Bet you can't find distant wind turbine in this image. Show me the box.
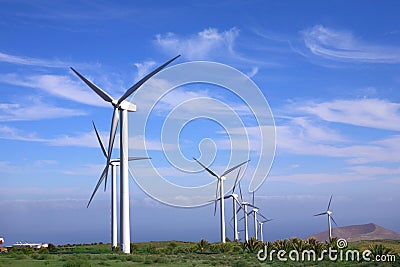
[314,195,337,242]
[92,121,149,248]
[247,191,268,240]
[71,55,180,253]
[237,182,257,242]
[193,158,249,243]
[257,218,272,243]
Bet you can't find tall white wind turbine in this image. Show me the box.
[221,168,243,241]
[236,181,257,242]
[71,55,180,253]
[314,195,337,242]
[92,121,149,248]
[193,158,249,243]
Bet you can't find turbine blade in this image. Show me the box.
[214,180,220,216]
[259,213,269,221]
[327,195,333,211]
[87,166,108,208]
[92,121,107,158]
[193,157,219,178]
[128,157,151,161]
[247,203,259,209]
[314,212,327,216]
[70,67,114,103]
[104,108,119,191]
[221,160,250,177]
[238,182,244,202]
[118,55,180,104]
[331,216,338,226]
[232,167,241,193]
[252,191,255,206]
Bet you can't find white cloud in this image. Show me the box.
[0,73,108,107]
[302,25,400,63]
[296,98,400,131]
[134,60,156,81]
[0,125,47,142]
[0,97,85,121]
[246,67,259,78]
[155,27,240,60]
[275,110,400,164]
[0,51,96,69]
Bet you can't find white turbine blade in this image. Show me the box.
[118,55,180,104]
[87,165,108,208]
[221,160,250,177]
[327,195,333,211]
[214,180,220,216]
[232,168,241,193]
[104,108,119,191]
[247,203,259,209]
[331,216,338,226]
[238,182,244,202]
[92,121,107,158]
[314,212,327,216]
[193,157,219,178]
[128,157,151,161]
[70,67,114,103]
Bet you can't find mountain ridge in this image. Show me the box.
[307,223,400,242]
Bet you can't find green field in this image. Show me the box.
[1,239,399,267]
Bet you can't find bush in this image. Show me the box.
[62,259,91,267]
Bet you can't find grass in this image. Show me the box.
[0,240,399,267]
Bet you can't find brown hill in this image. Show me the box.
[307,223,400,242]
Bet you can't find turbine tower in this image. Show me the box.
[247,191,268,240]
[92,121,149,248]
[193,158,249,243]
[314,195,337,242]
[222,168,243,241]
[236,182,257,242]
[257,218,272,243]
[71,55,179,253]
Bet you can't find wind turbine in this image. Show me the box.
[314,195,337,242]
[221,168,243,241]
[247,191,268,240]
[193,158,249,243]
[71,55,180,253]
[236,182,257,242]
[92,121,149,248]
[257,218,272,243]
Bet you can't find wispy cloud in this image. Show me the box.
[0,97,85,121]
[155,27,240,60]
[301,25,400,63]
[0,73,107,107]
[294,98,400,131]
[0,51,95,69]
[277,98,400,164]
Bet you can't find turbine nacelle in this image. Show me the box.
[327,210,332,216]
[117,100,137,112]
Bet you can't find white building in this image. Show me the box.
[13,242,48,249]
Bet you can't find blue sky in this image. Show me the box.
[1,0,399,245]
